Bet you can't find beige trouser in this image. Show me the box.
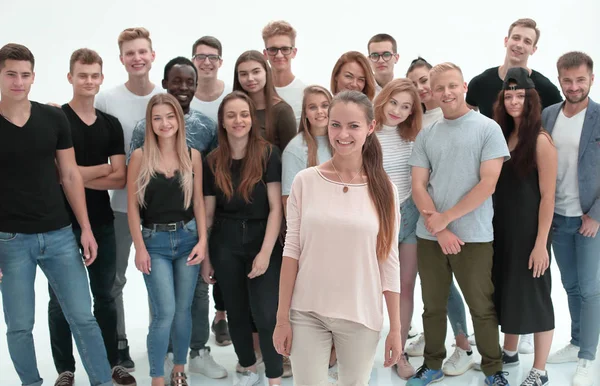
[289,310,380,386]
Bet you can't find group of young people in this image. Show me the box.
[0,16,598,386]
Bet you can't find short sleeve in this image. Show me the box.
[202,157,216,196]
[106,115,125,157]
[274,102,297,152]
[465,76,479,107]
[481,121,511,162]
[94,91,108,113]
[282,148,306,196]
[128,119,146,163]
[407,128,430,169]
[379,182,401,293]
[265,146,282,184]
[55,109,73,150]
[282,170,303,260]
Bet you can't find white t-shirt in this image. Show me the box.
[95,83,163,213]
[275,77,306,130]
[190,82,232,123]
[422,107,443,129]
[553,108,587,216]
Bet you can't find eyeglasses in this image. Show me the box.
[192,54,221,63]
[369,51,395,62]
[265,46,294,56]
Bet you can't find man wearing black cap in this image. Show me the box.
[466,18,562,121]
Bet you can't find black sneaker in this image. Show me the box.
[54,371,74,386]
[211,319,232,346]
[503,351,520,367]
[520,368,549,386]
[117,342,136,372]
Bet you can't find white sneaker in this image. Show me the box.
[408,324,419,339]
[406,333,425,357]
[573,359,594,386]
[547,343,580,364]
[518,334,535,354]
[468,334,476,346]
[442,347,474,376]
[236,351,263,373]
[328,363,339,384]
[164,353,174,383]
[234,370,261,386]
[189,347,228,379]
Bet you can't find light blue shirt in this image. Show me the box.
[282,133,332,195]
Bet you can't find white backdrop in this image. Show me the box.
[1,0,599,104]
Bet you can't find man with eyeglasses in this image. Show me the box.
[190,36,232,123]
[262,20,306,129]
[367,33,399,96]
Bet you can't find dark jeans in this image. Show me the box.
[213,281,225,312]
[48,223,118,373]
[209,217,283,379]
[417,238,502,376]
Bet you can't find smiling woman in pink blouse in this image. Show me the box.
[273,90,402,385]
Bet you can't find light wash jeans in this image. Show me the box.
[142,219,200,377]
[552,213,600,360]
[0,225,112,386]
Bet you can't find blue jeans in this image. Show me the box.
[0,225,112,386]
[142,219,200,377]
[552,213,600,360]
[399,196,419,244]
[448,281,469,338]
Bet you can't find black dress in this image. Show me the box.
[492,157,554,334]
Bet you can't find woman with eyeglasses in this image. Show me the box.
[330,51,377,101]
[233,50,297,152]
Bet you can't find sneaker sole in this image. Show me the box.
[188,368,228,379]
[215,338,232,346]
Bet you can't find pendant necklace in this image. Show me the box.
[331,159,363,193]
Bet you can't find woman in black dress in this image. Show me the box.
[492,67,557,386]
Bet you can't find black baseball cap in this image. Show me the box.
[502,67,535,90]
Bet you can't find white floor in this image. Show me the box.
[1,255,598,386]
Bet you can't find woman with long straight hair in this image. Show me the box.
[233,50,297,152]
[202,91,284,386]
[491,67,557,386]
[127,93,207,386]
[372,78,422,379]
[330,51,377,101]
[282,85,333,210]
[273,90,402,385]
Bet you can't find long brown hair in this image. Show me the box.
[330,51,376,101]
[298,85,334,167]
[207,91,271,203]
[232,50,282,145]
[330,90,396,261]
[493,88,543,177]
[373,78,423,141]
[136,93,193,208]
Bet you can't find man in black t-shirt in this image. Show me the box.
[46,48,136,386]
[0,44,113,386]
[466,18,562,119]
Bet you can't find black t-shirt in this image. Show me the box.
[203,146,281,220]
[466,66,563,119]
[61,104,125,227]
[0,102,72,233]
[140,171,195,225]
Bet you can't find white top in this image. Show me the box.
[552,108,587,216]
[377,125,414,204]
[95,83,163,213]
[275,77,306,130]
[190,83,233,123]
[375,82,383,97]
[283,167,400,332]
[422,107,444,129]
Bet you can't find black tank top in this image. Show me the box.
[140,149,194,224]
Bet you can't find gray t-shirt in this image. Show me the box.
[282,134,332,195]
[408,110,510,242]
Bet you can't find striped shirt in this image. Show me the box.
[376,125,414,204]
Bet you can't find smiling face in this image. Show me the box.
[382,91,413,126]
[120,38,155,77]
[68,61,103,98]
[263,35,296,72]
[559,64,594,104]
[0,59,35,102]
[431,69,468,118]
[328,101,374,156]
[163,64,196,113]
[151,103,179,139]
[504,26,537,66]
[335,61,366,93]
[236,60,267,95]
[192,44,222,81]
[305,92,330,130]
[407,65,433,103]
[222,97,252,140]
